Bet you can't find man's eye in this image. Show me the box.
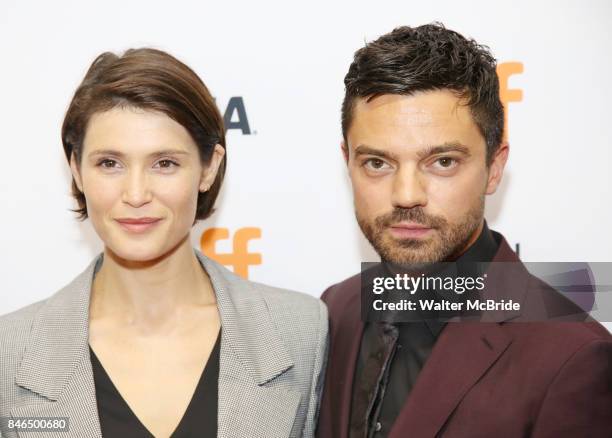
[435,157,457,168]
[364,158,389,170]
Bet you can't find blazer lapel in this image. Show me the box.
[11,357,102,438]
[195,250,302,438]
[12,255,104,438]
[389,322,512,437]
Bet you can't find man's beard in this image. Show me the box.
[356,195,484,266]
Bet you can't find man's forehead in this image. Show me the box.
[353,91,471,127]
[347,91,485,157]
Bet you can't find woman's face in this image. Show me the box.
[70,107,224,262]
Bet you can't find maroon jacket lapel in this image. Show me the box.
[388,322,512,436]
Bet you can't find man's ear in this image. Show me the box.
[70,152,84,192]
[485,142,509,195]
[199,144,225,192]
[341,140,349,165]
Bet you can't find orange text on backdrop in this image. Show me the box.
[200,227,262,279]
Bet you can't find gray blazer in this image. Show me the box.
[0,249,328,438]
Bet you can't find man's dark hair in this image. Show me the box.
[341,23,504,164]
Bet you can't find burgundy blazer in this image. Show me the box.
[316,234,612,437]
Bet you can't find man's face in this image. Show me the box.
[344,90,507,264]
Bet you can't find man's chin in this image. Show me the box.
[376,240,444,266]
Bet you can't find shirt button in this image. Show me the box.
[375,422,382,432]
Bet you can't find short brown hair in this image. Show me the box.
[62,48,226,221]
[342,23,504,164]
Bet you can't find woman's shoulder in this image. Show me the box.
[201,254,329,385]
[0,255,99,356]
[255,282,328,344]
[0,298,48,388]
[240,280,328,372]
[206,259,328,347]
[0,298,48,341]
[198,250,327,324]
[219,271,328,329]
[251,280,326,318]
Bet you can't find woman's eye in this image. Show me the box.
[156,159,179,169]
[98,159,118,168]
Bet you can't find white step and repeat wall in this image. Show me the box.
[1,1,610,332]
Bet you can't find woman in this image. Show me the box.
[0,48,328,438]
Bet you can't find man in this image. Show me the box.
[317,23,612,438]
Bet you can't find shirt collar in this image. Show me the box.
[455,220,499,264]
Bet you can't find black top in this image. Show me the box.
[350,221,500,438]
[89,328,221,438]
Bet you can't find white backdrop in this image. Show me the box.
[1,0,610,332]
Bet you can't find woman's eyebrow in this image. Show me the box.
[87,148,190,158]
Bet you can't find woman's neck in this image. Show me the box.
[89,236,217,331]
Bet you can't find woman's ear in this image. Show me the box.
[70,152,84,192]
[199,144,225,192]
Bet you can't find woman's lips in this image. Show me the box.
[388,224,433,239]
[115,218,162,233]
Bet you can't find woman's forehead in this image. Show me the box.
[82,107,197,156]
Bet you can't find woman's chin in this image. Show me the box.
[104,244,167,265]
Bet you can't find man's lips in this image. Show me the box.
[388,223,433,238]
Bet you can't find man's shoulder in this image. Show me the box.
[498,317,611,382]
[505,319,611,346]
[497,320,612,400]
[320,272,363,314]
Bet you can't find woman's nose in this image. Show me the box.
[121,169,153,207]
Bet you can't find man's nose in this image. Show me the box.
[390,165,427,209]
[121,169,153,207]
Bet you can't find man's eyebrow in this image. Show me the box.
[87,148,190,159]
[353,145,399,161]
[416,142,471,159]
[353,143,471,161]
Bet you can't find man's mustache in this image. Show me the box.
[376,208,447,229]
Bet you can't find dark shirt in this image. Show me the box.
[350,221,500,438]
[89,328,221,438]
